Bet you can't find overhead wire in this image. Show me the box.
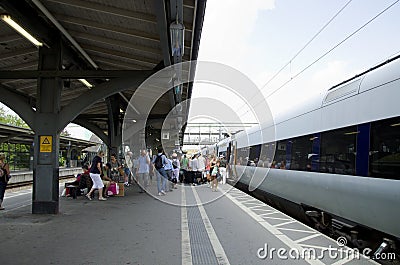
[234,0,354,117]
[238,0,400,118]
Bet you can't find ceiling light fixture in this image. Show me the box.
[1,14,43,47]
[78,79,93,88]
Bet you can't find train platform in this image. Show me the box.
[0,182,377,265]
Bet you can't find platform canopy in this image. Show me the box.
[0,0,206,150]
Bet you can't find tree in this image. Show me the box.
[0,107,29,128]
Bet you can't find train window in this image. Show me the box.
[258,142,275,167]
[290,135,316,171]
[274,140,290,169]
[319,126,357,175]
[235,147,249,166]
[370,116,400,180]
[248,144,261,166]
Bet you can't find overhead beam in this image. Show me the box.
[155,0,171,67]
[58,71,154,131]
[46,0,156,23]
[96,58,146,70]
[55,14,160,42]
[0,85,35,129]
[69,30,160,55]
[0,1,94,70]
[183,0,195,9]
[73,118,109,147]
[0,70,154,79]
[0,61,37,70]
[0,48,37,61]
[81,44,157,67]
[0,34,23,43]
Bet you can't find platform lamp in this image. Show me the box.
[1,14,43,47]
[170,19,185,57]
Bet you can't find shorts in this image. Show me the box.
[124,168,131,175]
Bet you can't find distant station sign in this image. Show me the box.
[40,136,52,152]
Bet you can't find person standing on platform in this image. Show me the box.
[191,154,199,185]
[197,154,206,184]
[180,154,188,170]
[211,160,221,192]
[219,155,227,184]
[86,150,107,201]
[0,153,10,210]
[123,151,133,186]
[164,155,174,192]
[152,147,168,196]
[171,153,180,189]
[137,149,150,193]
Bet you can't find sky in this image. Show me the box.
[189,0,400,126]
[2,0,400,142]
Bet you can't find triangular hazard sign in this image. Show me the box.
[42,137,50,144]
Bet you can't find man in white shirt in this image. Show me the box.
[190,154,198,184]
[197,154,206,183]
[136,150,150,193]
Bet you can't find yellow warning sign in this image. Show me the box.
[40,136,52,152]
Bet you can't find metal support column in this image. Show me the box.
[32,35,63,214]
[107,95,122,157]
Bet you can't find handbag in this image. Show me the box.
[107,182,119,196]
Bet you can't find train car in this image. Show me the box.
[225,55,400,255]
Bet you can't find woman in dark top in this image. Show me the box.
[0,153,10,210]
[86,151,107,201]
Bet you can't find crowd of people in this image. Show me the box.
[61,148,230,199]
[0,148,229,209]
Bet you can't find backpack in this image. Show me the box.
[172,160,178,169]
[154,155,163,170]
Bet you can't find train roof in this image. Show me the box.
[232,55,400,142]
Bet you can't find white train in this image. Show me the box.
[217,55,400,254]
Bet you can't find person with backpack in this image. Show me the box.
[152,147,168,196]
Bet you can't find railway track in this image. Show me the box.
[6,175,75,189]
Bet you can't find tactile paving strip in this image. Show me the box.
[186,189,219,265]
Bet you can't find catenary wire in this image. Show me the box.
[234,0,354,117]
[238,0,400,118]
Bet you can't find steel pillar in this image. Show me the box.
[107,95,122,157]
[32,36,63,214]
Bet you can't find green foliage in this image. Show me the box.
[0,107,29,128]
[59,156,66,167]
[0,143,31,171]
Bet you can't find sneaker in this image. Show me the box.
[98,197,107,201]
[86,194,92,201]
[161,190,166,195]
[158,192,163,196]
